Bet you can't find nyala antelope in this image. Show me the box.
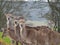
[18,16,60,45]
[2,14,22,45]
[18,17,37,45]
[2,14,60,45]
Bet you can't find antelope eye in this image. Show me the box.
[21,24,23,27]
[8,18,10,20]
[15,21,17,24]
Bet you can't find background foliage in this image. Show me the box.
[0,0,60,32]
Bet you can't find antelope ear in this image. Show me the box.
[4,13,12,17]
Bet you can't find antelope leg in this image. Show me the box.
[11,39,15,45]
[16,41,18,45]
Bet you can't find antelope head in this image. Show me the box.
[18,16,26,40]
[18,17,25,31]
[4,14,13,28]
[13,16,19,34]
[4,13,12,21]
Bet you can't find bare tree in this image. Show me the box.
[47,0,60,32]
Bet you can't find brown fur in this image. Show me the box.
[2,15,60,45]
[37,26,60,45]
[20,25,60,45]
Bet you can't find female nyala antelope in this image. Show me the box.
[18,17,37,45]
[2,14,60,45]
[18,17,60,45]
[2,14,22,45]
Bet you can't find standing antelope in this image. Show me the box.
[2,14,22,45]
[18,17,38,45]
[2,14,60,45]
[18,17,60,45]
